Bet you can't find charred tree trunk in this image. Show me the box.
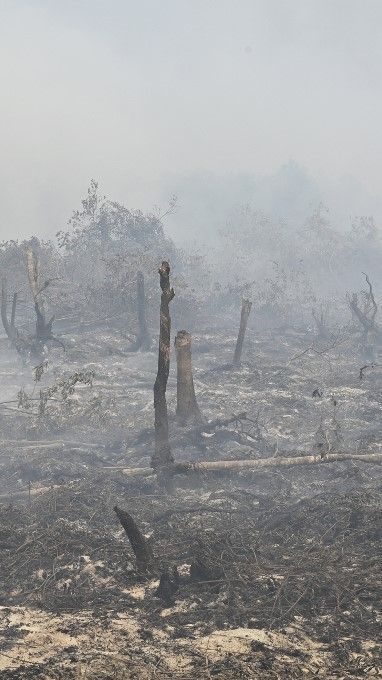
[25,247,65,354]
[26,247,55,347]
[151,261,175,476]
[233,299,252,367]
[131,271,151,351]
[113,505,153,572]
[1,279,17,342]
[2,279,36,357]
[0,279,28,357]
[175,330,202,424]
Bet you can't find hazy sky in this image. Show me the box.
[1,0,381,241]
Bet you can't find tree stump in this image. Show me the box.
[175,330,202,424]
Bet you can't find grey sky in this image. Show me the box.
[1,0,381,241]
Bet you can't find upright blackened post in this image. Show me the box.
[233,299,252,368]
[136,270,151,350]
[151,262,175,473]
[175,330,202,424]
[113,505,153,572]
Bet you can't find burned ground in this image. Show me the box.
[0,325,381,678]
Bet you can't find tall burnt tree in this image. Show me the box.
[151,261,175,477]
[175,330,202,424]
[233,298,252,368]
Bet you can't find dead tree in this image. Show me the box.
[26,247,55,347]
[25,247,65,354]
[175,330,202,424]
[347,273,379,355]
[1,279,30,356]
[2,252,63,358]
[113,505,153,572]
[130,271,151,351]
[233,298,252,367]
[1,279,18,344]
[312,306,329,339]
[151,261,175,476]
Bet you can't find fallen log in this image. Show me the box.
[173,452,382,472]
[102,451,382,477]
[0,440,104,450]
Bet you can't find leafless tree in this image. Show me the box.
[347,273,379,354]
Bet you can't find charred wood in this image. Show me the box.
[113,505,153,572]
[175,330,203,425]
[233,298,252,367]
[151,261,175,478]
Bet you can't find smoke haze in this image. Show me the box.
[1,0,382,241]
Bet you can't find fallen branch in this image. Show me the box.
[102,452,382,477]
[359,363,382,380]
[0,439,104,449]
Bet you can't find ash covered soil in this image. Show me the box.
[0,326,381,679]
